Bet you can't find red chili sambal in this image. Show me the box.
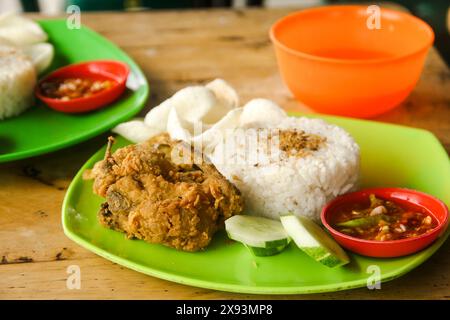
[40,78,114,101]
[331,194,437,241]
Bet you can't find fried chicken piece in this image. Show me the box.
[86,133,244,251]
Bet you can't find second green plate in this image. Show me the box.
[0,20,148,163]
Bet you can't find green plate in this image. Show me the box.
[0,20,148,163]
[62,114,450,294]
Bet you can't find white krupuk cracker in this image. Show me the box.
[167,107,192,142]
[23,42,54,74]
[0,13,48,46]
[112,118,163,143]
[206,79,239,108]
[240,98,287,128]
[144,99,172,132]
[192,107,243,149]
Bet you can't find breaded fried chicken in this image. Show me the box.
[85,133,243,251]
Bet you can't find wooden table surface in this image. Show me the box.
[0,8,449,300]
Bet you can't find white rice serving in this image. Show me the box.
[210,116,360,222]
[0,40,36,120]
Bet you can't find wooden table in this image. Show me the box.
[1,8,449,300]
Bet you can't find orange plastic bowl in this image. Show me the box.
[270,6,434,118]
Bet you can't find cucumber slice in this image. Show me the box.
[245,244,288,257]
[280,215,350,268]
[225,215,290,248]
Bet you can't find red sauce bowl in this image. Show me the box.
[36,60,129,113]
[321,188,449,258]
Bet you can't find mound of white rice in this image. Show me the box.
[210,116,360,222]
[0,41,36,120]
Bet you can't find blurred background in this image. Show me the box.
[1,0,448,64]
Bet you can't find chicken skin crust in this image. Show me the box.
[86,134,244,251]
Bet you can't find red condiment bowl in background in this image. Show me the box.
[270,6,434,118]
[36,60,129,113]
[321,188,449,258]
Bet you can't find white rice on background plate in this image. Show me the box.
[210,116,360,222]
[0,40,36,120]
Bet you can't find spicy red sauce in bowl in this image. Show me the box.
[40,78,115,101]
[36,60,129,113]
[321,188,448,257]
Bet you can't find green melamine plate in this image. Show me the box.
[0,20,148,163]
[62,114,450,294]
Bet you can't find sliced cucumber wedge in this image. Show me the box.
[225,215,290,249]
[245,244,289,257]
[280,215,350,268]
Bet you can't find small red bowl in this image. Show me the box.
[36,60,129,113]
[321,188,449,258]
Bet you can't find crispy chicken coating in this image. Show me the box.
[85,133,243,251]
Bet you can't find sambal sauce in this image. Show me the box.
[331,194,437,241]
[40,78,114,101]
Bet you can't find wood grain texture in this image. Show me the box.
[0,8,449,300]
